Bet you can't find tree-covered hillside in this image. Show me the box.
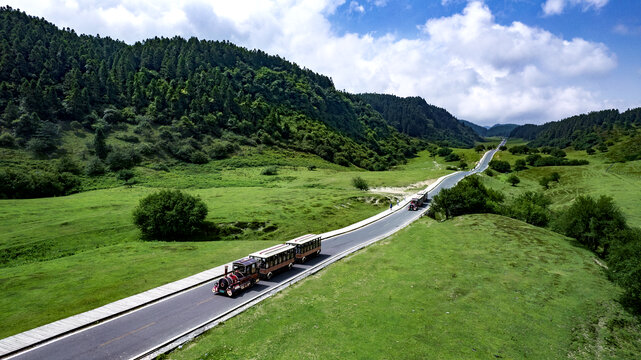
[459,119,488,137]
[509,108,641,160]
[357,93,479,147]
[459,120,518,138]
[0,6,423,190]
[486,123,518,137]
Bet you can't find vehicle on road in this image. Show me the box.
[408,190,428,211]
[286,234,321,263]
[249,243,296,280]
[212,258,260,297]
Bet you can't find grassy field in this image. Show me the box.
[485,140,641,227]
[168,214,641,359]
[0,146,474,338]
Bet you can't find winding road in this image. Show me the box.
[7,139,505,360]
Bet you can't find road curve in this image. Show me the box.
[8,140,505,360]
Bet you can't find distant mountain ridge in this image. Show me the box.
[357,93,480,147]
[509,108,641,161]
[459,120,518,138]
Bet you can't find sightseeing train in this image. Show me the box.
[408,190,428,211]
[212,234,322,297]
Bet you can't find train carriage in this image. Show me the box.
[249,243,296,280]
[286,234,321,263]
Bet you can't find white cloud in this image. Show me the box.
[4,0,621,125]
[348,1,365,13]
[542,0,609,16]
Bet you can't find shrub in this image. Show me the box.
[0,132,16,147]
[117,169,135,183]
[307,165,317,171]
[504,192,551,227]
[499,145,507,151]
[514,159,527,171]
[555,195,627,257]
[608,228,641,312]
[261,166,278,175]
[437,147,453,157]
[474,144,485,152]
[526,154,542,166]
[207,140,239,159]
[444,153,460,162]
[550,148,566,158]
[586,148,595,155]
[190,150,209,164]
[427,175,504,220]
[56,156,82,175]
[458,161,468,170]
[484,168,495,177]
[352,176,369,191]
[132,190,208,240]
[489,159,511,173]
[85,157,106,176]
[0,168,79,199]
[508,145,530,154]
[507,174,520,186]
[106,146,141,171]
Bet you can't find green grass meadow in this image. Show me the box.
[486,141,641,227]
[0,147,463,338]
[168,214,641,359]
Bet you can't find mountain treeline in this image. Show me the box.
[459,120,518,138]
[0,6,425,177]
[357,93,479,147]
[510,108,641,161]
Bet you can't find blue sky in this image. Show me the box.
[4,0,640,126]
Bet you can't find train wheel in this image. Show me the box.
[316,249,321,255]
[301,256,307,263]
[288,262,293,270]
[266,272,273,280]
[226,288,233,297]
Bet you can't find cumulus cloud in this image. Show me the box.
[542,0,609,16]
[4,0,619,125]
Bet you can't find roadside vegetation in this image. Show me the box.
[167,215,641,359]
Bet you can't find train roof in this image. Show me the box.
[249,243,295,259]
[233,257,259,266]
[286,234,320,246]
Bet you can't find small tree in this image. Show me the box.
[586,148,595,155]
[507,174,520,186]
[514,159,527,171]
[474,144,485,152]
[133,190,208,240]
[352,176,369,191]
[117,169,135,185]
[489,159,511,173]
[444,153,461,162]
[261,166,278,175]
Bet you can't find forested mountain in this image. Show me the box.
[486,124,518,137]
[357,93,479,147]
[509,108,641,152]
[459,120,487,137]
[459,120,518,138]
[0,6,423,178]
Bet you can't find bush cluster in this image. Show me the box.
[0,168,80,199]
[132,190,208,240]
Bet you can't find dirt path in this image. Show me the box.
[368,178,437,196]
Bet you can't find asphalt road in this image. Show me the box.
[11,140,504,360]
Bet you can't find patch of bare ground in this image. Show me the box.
[368,178,437,196]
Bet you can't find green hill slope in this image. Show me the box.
[0,6,422,192]
[509,108,641,161]
[357,93,480,147]
[168,214,641,359]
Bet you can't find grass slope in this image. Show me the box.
[0,147,466,338]
[168,214,641,359]
[486,140,641,227]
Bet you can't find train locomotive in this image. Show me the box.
[408,190,428,211]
